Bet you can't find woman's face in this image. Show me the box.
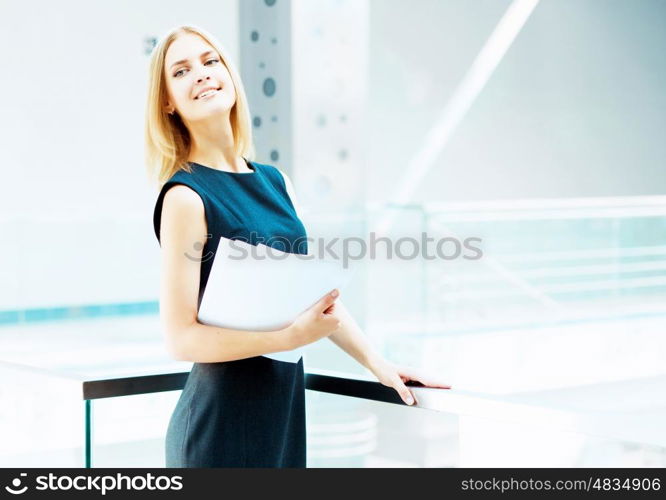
[163,33,236,123]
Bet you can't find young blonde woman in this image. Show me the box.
[146,25,451,468]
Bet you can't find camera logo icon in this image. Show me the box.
[5,473,28,495]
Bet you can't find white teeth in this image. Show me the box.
[196,89,219,99]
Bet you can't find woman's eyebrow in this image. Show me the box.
[170,50,216,69]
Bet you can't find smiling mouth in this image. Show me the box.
[194,88,221,100]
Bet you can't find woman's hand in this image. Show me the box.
[284,289,341,349]
[368,358,452,406]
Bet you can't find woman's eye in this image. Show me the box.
[173,59,219,77]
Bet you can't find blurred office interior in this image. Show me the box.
[1,0,665,467]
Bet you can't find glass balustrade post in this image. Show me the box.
[84,399,93,468]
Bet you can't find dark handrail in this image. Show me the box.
[80,368,407,406]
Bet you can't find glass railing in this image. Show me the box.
[1,200,665,467]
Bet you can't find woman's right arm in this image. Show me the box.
[159,185,340,363]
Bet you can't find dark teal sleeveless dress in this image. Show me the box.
[153,158,308,468]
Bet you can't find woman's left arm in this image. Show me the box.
[275,169,451,403]
[328,299,452,406]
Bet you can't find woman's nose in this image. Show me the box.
[197,75,210,83]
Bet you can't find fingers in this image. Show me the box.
[431,381,452,389]
[419,376,452,389]
[397,365,452,389]
[318,289,339,313]
[322,302,336,315]
[394,378,416,406]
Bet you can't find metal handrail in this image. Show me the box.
[80,367,406,404]
[2,359,665,468]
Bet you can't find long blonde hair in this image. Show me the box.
[144,25,255,188]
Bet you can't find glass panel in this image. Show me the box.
[0,365,84,467]
[89,392,181,468]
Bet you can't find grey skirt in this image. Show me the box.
[165,355,306,468]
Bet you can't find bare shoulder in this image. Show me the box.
[163,184,204,212]
[160,184,207,238]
